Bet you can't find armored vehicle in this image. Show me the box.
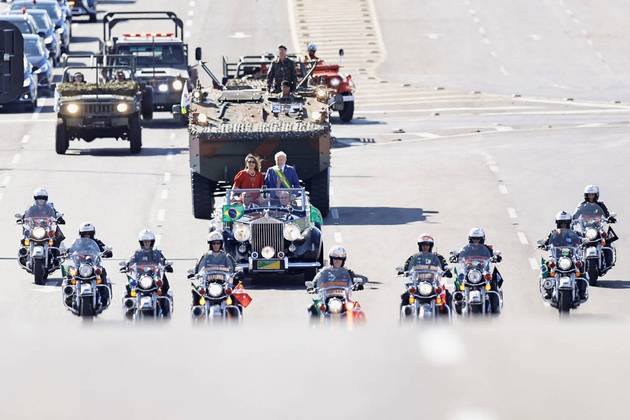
[185,48,331,220]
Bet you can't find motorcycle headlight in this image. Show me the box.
[158,84,168,92]
[261,246,275,259]
[79,264,93,278]
[468,269,482,283]
[116,102,129,113]
[330,78,341,88]
[32,226,46,240]
[172,79,184,91]
[66,103,79,114]
[208,282,223,298]
[283,224,302,241]
[558,257,572,271]
[585,228,598,240]
[328,298,343,314]
[233,223,251,242]
[139,275,154,289]
[44,36,53,44]
[418,282,433,296]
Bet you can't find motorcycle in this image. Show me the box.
[62,238,112,317]
[189,268,251,321]
[572,202,618,286]
[449,244,502,316]
[538,234,588,314]
[397,260,451,322]
[15,211,64,285]
[305,275,365,321]
[120,257,173,319]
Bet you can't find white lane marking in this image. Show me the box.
[163,172,171,184]
[469,9,476,15]
[517,231,529,245]
[529,257,539,271]
[565,9,574,16]
[448,407,498,420]
[157,209,166,222]
[426,33,442,40]
[418,329,465,366]
[161,189,169,200]
[478,27,486,35]
[21,134,30,144]
[189,0,196,6]
[357,105,540,114]
[228,32,252,39]
[488,165,498,173]
[413,132,440,139]
[595,51,603,59]
[186,19,193,26]
[473,16,480,24]
[187,10,194,16]
[581,29,588,36]
[482,38,491,45]
[11,154,21,165]
[498,185,508,194]
[495,125,514,131]
[31,106,42,120]
[507,208,518,219]
[572,17,580,24]
[528,34,543,41]
[331,208,339,219]
[490,50,497,57]
[499,66,509,75]
[334,232,343,243]
[2,175,11,186]
[155,234,162,247]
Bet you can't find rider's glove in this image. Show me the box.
[444,269,453,278]
[103,250,113,258]
[165,265,173,273]
[609,216,617,223]
[57,216,66,225]
[494,255,503,262]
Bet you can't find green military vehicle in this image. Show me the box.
[54,65,143,154]
[182,48,331,220]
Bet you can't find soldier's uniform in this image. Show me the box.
[267,57,297,92]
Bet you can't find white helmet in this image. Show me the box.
[584,185,599,195]
[468,227,486,244]
[555,211,572,228]
[33,187,48,200]
[207,231,223,244]
[79,222,96,237]
[307,43,317,52]
[328,245,347,262]
[138,229,156,248]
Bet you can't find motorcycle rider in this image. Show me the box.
[538,211,586,300]
[190,231,238,306]
[123,229,173,316]
[400,234,452,314]
[307,245,362,316]
[451,227,503,314]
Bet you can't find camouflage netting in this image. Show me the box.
[190,121,330,139]
[57,81,138,97]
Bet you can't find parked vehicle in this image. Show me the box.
[23,34,53,95]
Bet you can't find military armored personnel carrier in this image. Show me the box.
[185,48,331,220]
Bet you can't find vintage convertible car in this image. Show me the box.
[220,187,323,281]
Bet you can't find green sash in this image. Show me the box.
[273,166,291,188]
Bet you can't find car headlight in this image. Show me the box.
[261,246,275,259]
[32,226,46,240]
[66,103,79,114]
[468,269,482,283]
[197,113,208,124]
[418,282,434,296]
[558,257,572,271]
[233,223,251,242]
[45,36,54,44]
[193,90,201,100]
[585,228,598,240]
[172,79,183,90]
[315,88,327,100]
[283,224,302,241]
[208,282,223,298]
[328,298,343,314]
[330,78,341,88]
[116,102,129,113]
[158,84,168,92]
[23,78,31,87]
[139,275,154,289]
[79,264,93,278]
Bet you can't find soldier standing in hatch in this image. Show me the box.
[267,44,297,93]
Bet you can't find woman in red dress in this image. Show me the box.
[233,154,264,189]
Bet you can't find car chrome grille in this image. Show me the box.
[251,218,283,256]
[85,103,114,114]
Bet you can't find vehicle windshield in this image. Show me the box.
[548,229,582,248]
[24,37,45,57]
[551,246,579,260]
[24,204,56,218]
[227,188,307,212]
[22,12,53,31]
[457,243,492,261]
[573,202,605,225]
[11,3,62,22]
[410,252,442,282]
[198,268,230,282]
[115,44,185,67]
[69,238,101,263]
[0,19,33,34]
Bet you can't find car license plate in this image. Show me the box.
[256,260,282,270]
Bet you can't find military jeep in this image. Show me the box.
[54,65,143,154]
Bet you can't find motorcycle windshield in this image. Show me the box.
[457,244,492,271]
[548,229,582,248]
[551,246,578,260]
[198,268,229,282]
[69,238,101,264]
[24,204,56,218]
[320,286,349,299]
[573,203,605,226]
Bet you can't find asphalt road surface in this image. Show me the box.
[1,1,629,419]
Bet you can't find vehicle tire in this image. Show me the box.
[141,87,154,120]
[339,97,354,123]
[33,259,45,285]
[80,296,94,317]
[191,171,215,219]
[308,168,330,217]
[470,303,483,315]
[55,119,69,155]
[558,289,572,314]
[128,115,142,154]
[89,13,97,23]
[587,261,599,286]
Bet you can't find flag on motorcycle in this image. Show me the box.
[607,226,619,243]
[310,206,323,225]
[180,82,190,115]
[222,204,244,222]
[493,267,503,288]
[232,282,252,308]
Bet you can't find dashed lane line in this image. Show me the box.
[21,135,30,144]
[161,189,169,200]
[529,257,539,271]
[2,175,11,186]
[163,172,171,184]
[10,154,20,165]
[517,231,529,245]
[507,208,518,219]
[157,209,166,222]
[498,185,508,195]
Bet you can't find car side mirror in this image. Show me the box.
[195,47,202,61]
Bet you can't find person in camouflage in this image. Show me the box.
[267,44,297,93]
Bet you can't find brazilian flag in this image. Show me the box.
[310,206,324,226]
[222,204,244,222]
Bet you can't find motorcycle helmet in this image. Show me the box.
[328,245,347,266]
[33,187,48,205]
[207,231,223,251]
[468,227,486,244]
[138,229,156,249]
[417,233,434,252]
[72,72,85,83]
[307,43,317,53]
[584,184,599,202]
[79,222,96,239]
[555,211,572,229]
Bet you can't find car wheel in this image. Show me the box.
[128,115,142,154]
[55,118,69,154]
[339,96,354,122]
[141,87,154,120]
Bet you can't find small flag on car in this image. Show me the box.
[222,204,245,222]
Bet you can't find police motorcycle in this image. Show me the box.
[62,238,112,317]
[449,244,502,316]
[537,232,588,314]
[188,266,251,322]
[120,256,173,319]
[305,275,366,321]
[396,255,451,322]
[15,207,65,285]
[572,202,618,286]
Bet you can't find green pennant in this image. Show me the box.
[222,204,244,222]
[310,206,323,225]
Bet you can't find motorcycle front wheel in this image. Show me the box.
[586,261,599,286]
[80,296,95,317]
[33,259,46,285]
[558,290,572,314]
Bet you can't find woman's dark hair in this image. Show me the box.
[244,154,261,172]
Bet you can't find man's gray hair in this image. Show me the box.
[274,151,287,160]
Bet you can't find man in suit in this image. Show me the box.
[264,151,300,188]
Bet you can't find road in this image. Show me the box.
[0,1,628,419]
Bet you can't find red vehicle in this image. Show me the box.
[309,58,355,123]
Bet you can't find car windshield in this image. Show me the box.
[24,38,45,57]
[227,188,307,212]
[115,44,185,67]
[573,202,605,225]
[24,204,56,218]
[69,238,101,263]
[11,3,62,22]
[0,19,33,34]
[23,12,53,31]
